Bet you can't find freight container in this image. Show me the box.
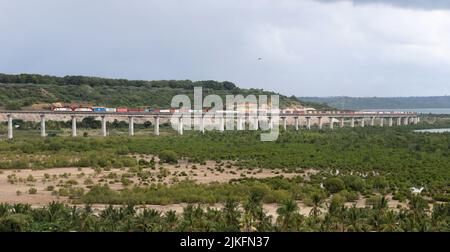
[148,108,160,113]
[144,108,159,112]
[117,108,128,113]
[127,108,144,112]
[160,109,170,113]
[74,107,92,112]
[105,108,116,112]
[93,107,107,112]
[52,107,72,112]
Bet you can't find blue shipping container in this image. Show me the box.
[93,107,107,112]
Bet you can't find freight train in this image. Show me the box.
[50,106,211,113]
[50,106,416,115]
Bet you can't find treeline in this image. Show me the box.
[0,73,327,109]
[0,73,237,90]
[0,196,448,232]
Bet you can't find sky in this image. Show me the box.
[1,0,450,97]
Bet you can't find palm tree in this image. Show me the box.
[309,193,323,218]
[242,191,265,231]
[134,209,162,232]
[374,210,400,232]
[276,199,301,231]
[344,206,368,232]
[0,203,12,218]
[164,210,178,231]
[222,199,241,231]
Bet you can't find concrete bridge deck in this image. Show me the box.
[0,110,419,140]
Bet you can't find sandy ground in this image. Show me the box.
[0,157,307,205]
[0,156,413,217]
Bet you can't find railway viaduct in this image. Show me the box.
[0,110,419,140]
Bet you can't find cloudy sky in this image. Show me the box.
[1,0,450,97]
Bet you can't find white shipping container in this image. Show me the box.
[74,108,92,112]
[54,107,72,111]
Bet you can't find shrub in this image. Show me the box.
[26,175,36,182]
[0,214,30,232]
[342,176,366,192]
[28,188,37,194]
[324,178,345,193]
[68,188,85,199]
[5,101,22,110]
[336,190,359,202]
[432,194,450,202]
[58,188,69,196]
[159,150,178,164]
[331,194,346,205]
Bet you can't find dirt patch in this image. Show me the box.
[0,158,307,205]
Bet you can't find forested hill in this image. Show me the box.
[0,73,334,110]
[299,96,450,110]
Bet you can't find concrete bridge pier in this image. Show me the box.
[219,114,225,132]
[154,116,160,136]
[252,116,259,130]
[200,116,205,133]
[40,114,46,137]
[71,115,77,137]
[306,117,311,130]
[237,115,244,131]
[397,117,402,126]
[295,117,299,131]
[361,118,365,127]
[178,117,184,135]
[403,117,409,126]
[340,117,345,128]
[267,117,273,130]
[370,117,375,127]
[128,116,134,136]
[379,118,384,127]
[7,114,13,140]
[318,117,323,130]
[414,117,419,124]
[282,117,287,130]
[100,116,107,137]
[329,117,334,130]
[351,118,355,128]
[389,117,393,127]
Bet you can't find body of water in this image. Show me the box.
[361,108,450,114]
[414,128,450,133]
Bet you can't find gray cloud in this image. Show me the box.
[317,0,450,10]
[0,0,449,97]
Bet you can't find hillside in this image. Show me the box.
[299,96,450,110]
[0,73,334,110]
